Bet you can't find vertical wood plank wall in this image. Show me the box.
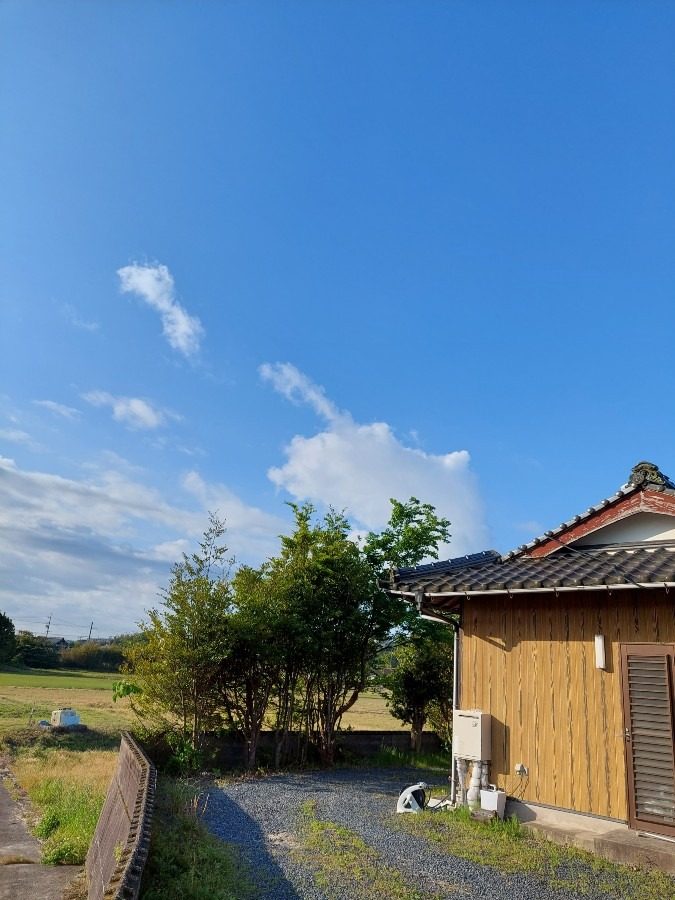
[459,588,675,820]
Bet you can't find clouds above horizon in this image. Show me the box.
[0,453,288,636]
[261,363,487,556]
[117,262,204,357]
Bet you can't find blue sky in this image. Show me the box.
[2,2,674,639]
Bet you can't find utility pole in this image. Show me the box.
[45,614,51,637]
[88,622,93,641]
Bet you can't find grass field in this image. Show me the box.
[0,668,405,735]
[7,737,119,865]
[0,667,136,735]
[0,668,118,690]
[340,691,406,731]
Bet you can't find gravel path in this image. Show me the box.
[202,767,631,900]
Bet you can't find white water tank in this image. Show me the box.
[453,709,491,761]
[51,708,80,727]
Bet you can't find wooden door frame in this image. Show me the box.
[620,642,675,836]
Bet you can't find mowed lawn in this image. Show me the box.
[0,667,136,735]
[0,669,406,735]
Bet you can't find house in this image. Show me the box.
[389,461,675,837]
[45,636,69,650]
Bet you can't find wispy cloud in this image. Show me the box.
[260,362,342,423]
[33,400,81,420]
[83,391,178,430]
[262,362,487,556]
[0,428,34,445]
[62,303,99,331]
[117,262,204,357]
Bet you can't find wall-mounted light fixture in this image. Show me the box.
[594,634,606,670]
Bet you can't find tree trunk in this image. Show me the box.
[410,709,425,754]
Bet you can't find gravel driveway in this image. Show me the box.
[202,767,627,900]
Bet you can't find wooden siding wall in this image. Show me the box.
[459,587,675,820]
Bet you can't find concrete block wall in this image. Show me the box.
[85,732,156,900]
[190,729,444,769]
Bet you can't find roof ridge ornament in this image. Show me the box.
[628,461,675,490]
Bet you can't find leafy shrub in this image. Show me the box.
[60,641,124,672]
[12,632,60,669]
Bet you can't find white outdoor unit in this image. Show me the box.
[452,709,491,761]
[51,708,80,727]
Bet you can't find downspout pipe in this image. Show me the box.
[450,618,459,805]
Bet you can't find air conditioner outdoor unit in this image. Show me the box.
[452,709,491,761]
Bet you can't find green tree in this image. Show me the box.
[259,503,408,766]
[364,497,453,752]
[382,619,455,752]
[123,497,452,772]
[124,514,233,759]
[0,611,16,664]
[60,640,125,672]
[12,631,60,669]
[362,497,451,576]
[216,564,281,770]
[234,498,453,768]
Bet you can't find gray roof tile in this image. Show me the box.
[392,545,675,596]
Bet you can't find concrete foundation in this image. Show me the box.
[507,799,675,876]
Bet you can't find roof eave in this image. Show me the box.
[417,580,675,600]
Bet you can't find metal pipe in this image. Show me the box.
[450,619,459,805]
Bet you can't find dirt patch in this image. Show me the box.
[267,831,302,850]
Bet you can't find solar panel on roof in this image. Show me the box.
[397,550,500,577]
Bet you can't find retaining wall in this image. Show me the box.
[85,732,156,900]
[147,729,443,769]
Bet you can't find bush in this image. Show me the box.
[60,641,124,672]
[12,632,60,669]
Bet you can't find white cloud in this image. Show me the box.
[152,539,190,562]
[181,470,287,559]
[260,362,342,423]
[33,400,81,420]
[0,455,288,636]
[117,262,204,357]
[0,428,33,444]
[83,391,177,430]
[63,303,99,332]
[262,363,488,557]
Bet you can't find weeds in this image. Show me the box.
[366,746,452,772]
[296,799,450,899]
[1,725,123,754]
[392,806,675,900]
[7,744,118,865]
[139,778,255,900]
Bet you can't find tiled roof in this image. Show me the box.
[392,545,675,596]
[507,461,675,559]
